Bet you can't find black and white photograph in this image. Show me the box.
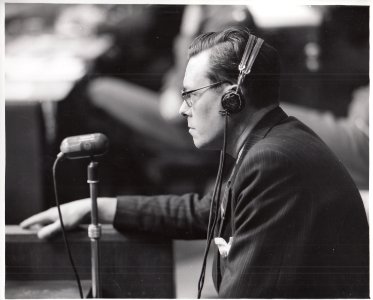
[2,1,370,298]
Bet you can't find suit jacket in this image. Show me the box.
[113,107,369,298]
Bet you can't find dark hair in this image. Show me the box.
[188,26,280,108]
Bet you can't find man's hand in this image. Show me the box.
[19,198,117,240]
[20,199,92,239]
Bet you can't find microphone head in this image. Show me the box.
[60,133,109,159]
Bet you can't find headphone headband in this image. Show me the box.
[239,35,257,72]
[237,35,264,89]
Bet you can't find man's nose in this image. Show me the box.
[179,100,191,117]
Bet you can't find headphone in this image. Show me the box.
[221,34,264,114]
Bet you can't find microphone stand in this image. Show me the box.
[87,161,102,298]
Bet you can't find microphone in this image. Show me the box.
[60,133,109,159]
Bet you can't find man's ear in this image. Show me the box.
[221,83,246,114]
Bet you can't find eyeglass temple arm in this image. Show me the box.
[181,81,226,97]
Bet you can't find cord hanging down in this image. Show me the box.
[53,153,84,299]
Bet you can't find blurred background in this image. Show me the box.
[4,3,369,298]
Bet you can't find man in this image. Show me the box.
[21,27,368,298]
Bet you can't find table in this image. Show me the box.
[6,225,175,298]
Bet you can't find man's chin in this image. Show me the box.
[193,139,206,150]
[193,139,217,151]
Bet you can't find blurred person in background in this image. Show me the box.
[281,6,369,194]
[53,4,184,201]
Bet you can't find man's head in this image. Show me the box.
[188,26,280,109]
[179,27,280,150]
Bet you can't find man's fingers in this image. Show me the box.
[37,221,61,240]
[19,209,54,229]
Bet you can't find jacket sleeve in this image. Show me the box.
[113,191,212,239]
[218,146,307,298]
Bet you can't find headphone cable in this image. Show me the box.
[53,153,84,299]
[197,112,229,298]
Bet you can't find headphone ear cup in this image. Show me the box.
[221,89,244,114]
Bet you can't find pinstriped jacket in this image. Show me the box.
[114,107,369,298]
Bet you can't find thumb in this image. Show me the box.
[37,220,61,240]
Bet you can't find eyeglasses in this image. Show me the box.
[181,81,225,107]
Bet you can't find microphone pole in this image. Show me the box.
[87,161,102,298]
[59,133,109,297]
